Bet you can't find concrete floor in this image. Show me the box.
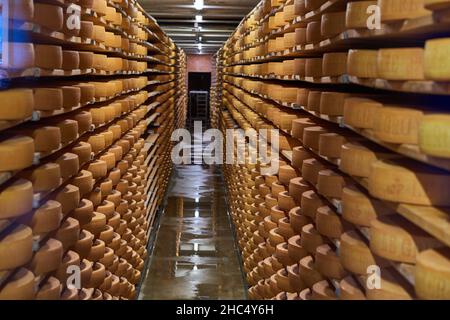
[138,165,247,300]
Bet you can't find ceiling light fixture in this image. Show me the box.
[194,0,204,11]
[195,15,203,22]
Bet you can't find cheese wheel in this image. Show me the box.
[53,184,79,217]
[71,142,92,165]
[299,255,324,287]
[74,230,94,260]
[92,25,106,43]
[316,244,347,279]
[36,276,61,300]
[301,190,324,219]
[425,0,450,9]
[0,136,35,172]
[415,248,450,299]
[0,89,34,120]
[339,276,367,300]
[317,169,346,199]
[34,4,63,31]
[301,224,325,254]
[312,280,337,300]
[316,206,347,238]
[55,217,80,250]
[71,170,94,196]
[62,86,81,109]
[0,179,33,219]
[342,186,393,227]
[87,160,107,179]
[306,21,322,44]
[79,52,94,70]
[62,51,80,70]
[35,45,63,69]
[347,49,378,78]
[32,126,61,152]
[27,162,61,192]
[303,126,328,151]
[346,1,377,29]
[30,238,63,276]
[370,215,443,263]
[73,199,94,226]
[305,58,323,78]
[321,12,346,39]
[56,153,80,179]
[302,158,325,185]
[84,212,107,236]
[343,97,382,129]
[292,146,312,170]
[0,268,35,300]
[55,250,80,285]
[34,88,63,112]
[419,114,450,158]
[373,106,424,144]
[292,118,315,141]
[340,230,388,274]
[379,0,430,22]
[58,119,79,143]
[88,239,106,262]
[319,133,348,159]
[369,159,450,206]
[86,134,106,154]
[320,92,350,116]
[10,1,34,21]
[0,225,33,270]
[287,263,307,292]
[7,42,35,69]
[322,53,348,77]
[30,200,62,234]
[377,48,425,80]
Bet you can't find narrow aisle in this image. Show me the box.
[138,165,247,300]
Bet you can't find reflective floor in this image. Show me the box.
[138,164,247,300]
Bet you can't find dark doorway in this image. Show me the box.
[188,72,212,130]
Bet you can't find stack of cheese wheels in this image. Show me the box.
[0,0,184,301]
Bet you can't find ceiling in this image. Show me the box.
[139,0,260,54]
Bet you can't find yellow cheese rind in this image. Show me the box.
[418,114,450,158]
[0,136,35,172]
[415,248,450,300]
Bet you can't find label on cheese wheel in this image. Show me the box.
[373,105,424,144]
[346,1,378,29]
[369,159,450,206]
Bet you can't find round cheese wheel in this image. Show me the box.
[55,184,80,215]
[346,1,378,29]
[302,158,325,185]
[315,243,347,280]
[288,177,310,204]
[419,114,450,158]
[379,0,430,22]
[27,162,61,192]
[312,280,338,300]
[0,179,33,219]
[415,248,450,299]
[278,191,296,212]
[71,170,94,196]
[347,50,378,78]
[56,153,79,179]
[340,230,388,275]
[299,255,324,287]
[320,92,350,116]
[342,186,393,227]
[370,215,443,264]
[55,217,80,250]
[0,89,34,120]
[306,21,322,44]
[62,51,80,70]
[319,133,348,159]
[0,136,35,172]
[301,190,324,219]
[84,212,107,236]
[33,87,63,111]
[88,239,106,262]
[35,44,63,69]
[58,119,79,143]
[71,142,92,165]
[30,200,62,234]
[73,198,94,226]
[292,119,315,141]
[377,48,425,80]
[32,126,61,152]
[36,276,61,300]
[62,86,81,109]
[321,12,346,39]
[7,42,35,69]
[30,238,63,276]
[292,146,312,171]
[317,169,345,199]
[74,230,94,260]
[77,52,94,71]
[0,225,33,270]
[339,276,367,300]
[278,165,297,187]
[0,268,35,300]
[301,224,325,254]
[87,160,107,179]
[34,3,63,31]
[305,58,323,78]
[369,159,450,206]
[303,126,328,151]
[316,205,347,238]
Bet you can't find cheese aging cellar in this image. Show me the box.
[0,0,449,302]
